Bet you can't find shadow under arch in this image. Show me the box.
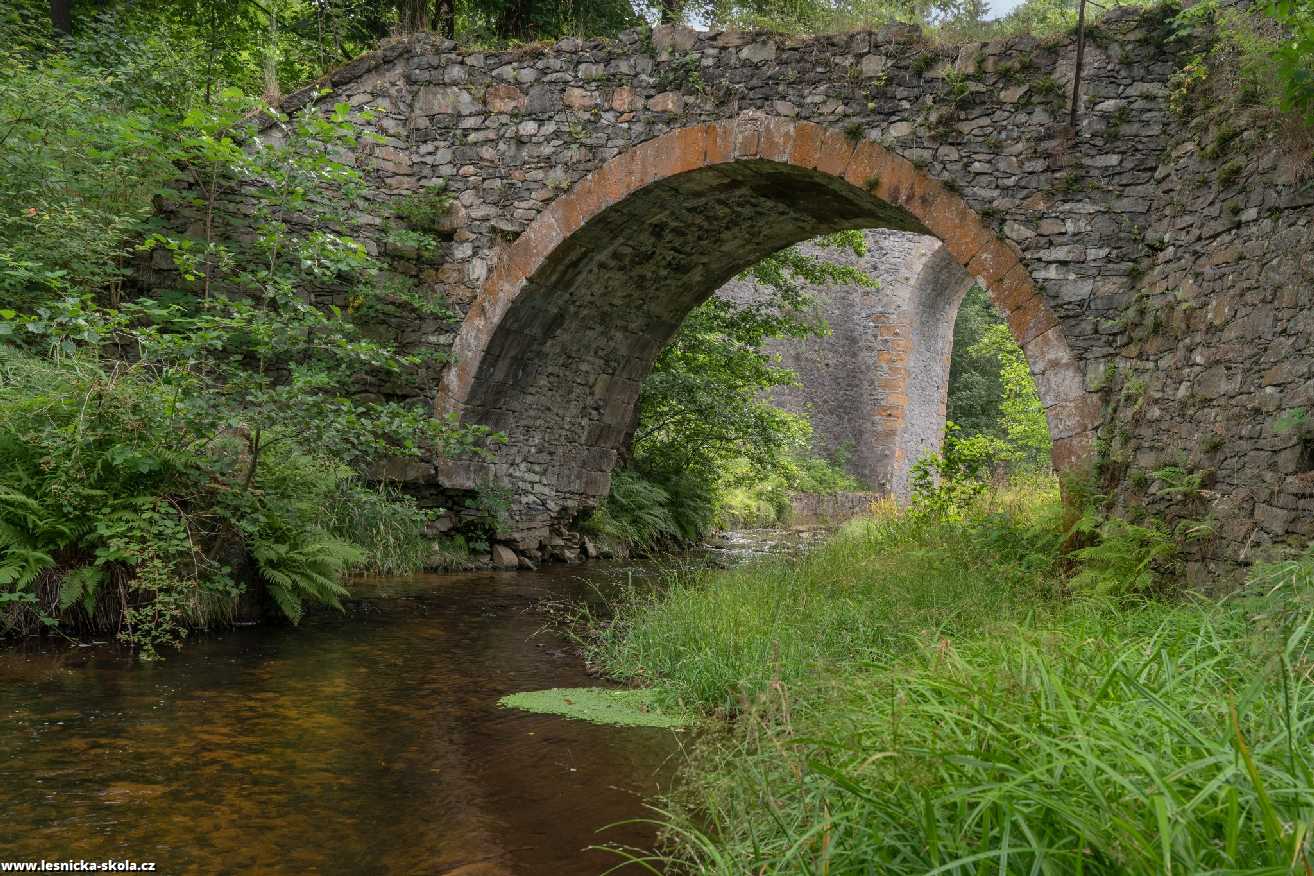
[437,115,1098,538]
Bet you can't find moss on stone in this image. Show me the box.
[497,686,688,728]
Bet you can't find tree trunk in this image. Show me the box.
[435,0,455,38]
[495,0,533,40]
[397,0,430,33]
[50,0,73,35]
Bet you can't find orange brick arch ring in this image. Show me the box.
[437,114,1100,511]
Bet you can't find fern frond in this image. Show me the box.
[266,582,304,625]
[253,526,361,621]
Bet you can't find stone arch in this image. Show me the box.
[437,116,1097,541]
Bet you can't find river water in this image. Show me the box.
[0,561,692,875]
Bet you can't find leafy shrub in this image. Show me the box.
[0,350,426,656]
[0,35,494,654]
[0,8,183,299]
[1269,0,1314,123]
[947,287,1052,473]
[717,453,865,529]
[1170,0,1314,131]
[908,423,1009,520]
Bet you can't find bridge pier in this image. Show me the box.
[720,230,974,499]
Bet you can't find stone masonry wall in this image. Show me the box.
[141,4,1314,567]
[1099,106,1314,582]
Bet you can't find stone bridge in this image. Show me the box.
[158,3,1314,568]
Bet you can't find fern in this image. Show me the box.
[58,565,104,614]
[586,470,682,550]
[252,527,363,624]
[0,487,67,591]
[1069,517,1178,597]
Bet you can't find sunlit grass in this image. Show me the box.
[590,478,1065,714]
[591,480,1314,874]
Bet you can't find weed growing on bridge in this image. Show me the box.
[655,53,705,94]
[1217,159,1245,187]
[393,182,455,234]
[910,50,938,75]
[1029,74,1066,107]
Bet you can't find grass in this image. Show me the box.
[590,478,1064,714]
[589,480,1314,874]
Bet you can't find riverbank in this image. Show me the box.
[589,479,1314,873]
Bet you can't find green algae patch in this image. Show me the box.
[498,687,688,729]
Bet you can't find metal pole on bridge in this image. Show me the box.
[1070,0,1088,129]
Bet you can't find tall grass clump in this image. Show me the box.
[593,480,1314,874]
[643,595,1314,874]
[317,481,434,576]
[590,478,1065,713]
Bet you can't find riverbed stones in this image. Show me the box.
[491,544,519,568]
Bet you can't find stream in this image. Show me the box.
[0,531,827,874]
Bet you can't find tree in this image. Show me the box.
[947,285,1006,437]
[946,287,1051,472]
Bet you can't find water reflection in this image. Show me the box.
[0,563,682,875]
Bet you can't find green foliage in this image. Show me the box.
[592,486,1314,875]
[613,233,875,547]
[0,350,433,654]
[991,0,1078,36]
[1068,514,1178,595]
[947,286,1052,473]
[0,28,488,650]
[628,294,813,484]
[591,479,1065,712]
[1276,406,1310,434]
[947,286,1007,432]
[427,535,471,569]
[1169,0,1314,132]
[0,11,181,302]
[252,527,362,624]
[460,483,513,543]
[718,453,865,528]
[633,598,1314,874]
[908,422,1008,519]
[689,0,998,36]
[1269,0,1314,124]
[319,483,434,575]
[584,469,717,551]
